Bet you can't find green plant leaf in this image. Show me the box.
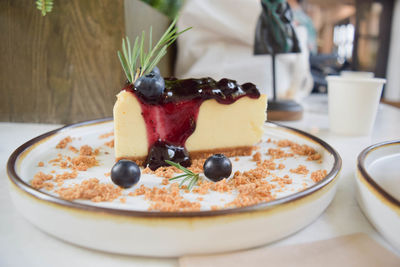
[117,18,191,84]
[165,160,200,191]
[36,0,54,16]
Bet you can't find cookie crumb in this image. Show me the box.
[310,170,327,182]
[79,145,94,156]
[252,152,262,162]
[144,183,202,212]
[56,178,122,202]
[54,170,78,183]
[290,165,309,175]
[56,136,72,149]
[142,167,153,174]
[257,159,276,170]
[99,132,114,139]
[267,148,294,159]
[69,146,79,153]
[188,159,205,173]
[271,176,292,185]
[154,167,182,179]
[307,153,322,161]
[43,182,54,191]
[104,139,114,148]
[277,139,321,161]
[302,182,308,189]
[31,172,53,189]
[71,155,98,171]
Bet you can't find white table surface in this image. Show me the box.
[1,95,399,266]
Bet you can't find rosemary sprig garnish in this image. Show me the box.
[118,17,191,84]
[36,0,54,16]
[165,160,200,191]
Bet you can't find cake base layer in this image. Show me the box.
[116,145,255,166]
[189,145,254,160]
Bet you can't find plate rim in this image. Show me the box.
[357,140,400,208]
[7,118,342,218]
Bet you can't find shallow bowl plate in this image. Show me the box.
[356,140,400,251]
[7,118,341,257]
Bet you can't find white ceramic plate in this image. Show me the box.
[7,118,341,257]
[356,140,400,252]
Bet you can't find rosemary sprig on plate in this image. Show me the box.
[165,160,200,191]
[118,17,191,84]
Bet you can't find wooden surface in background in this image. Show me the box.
[0,0,125,123]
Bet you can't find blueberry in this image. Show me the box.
[151,66,161,75]
[134,72,165,103]
[111,160,141,188]
[203,154,232,182]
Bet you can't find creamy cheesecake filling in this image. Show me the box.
[114,77,266,170]
[114,91,148,162]
[186,96,267,151]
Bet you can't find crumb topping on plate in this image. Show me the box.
[28,128,328,212]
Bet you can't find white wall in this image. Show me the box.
[385,0,400,101]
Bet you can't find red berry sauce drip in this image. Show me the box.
[137,98,202,149]
[125,77,260,170]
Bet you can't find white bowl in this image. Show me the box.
[356,140,400,251]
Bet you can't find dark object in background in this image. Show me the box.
[140,0,183,19]
[254,0,300,55]
[310,54,351,94]
[254,0,303,121]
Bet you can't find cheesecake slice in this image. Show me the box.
[114,77,267,170]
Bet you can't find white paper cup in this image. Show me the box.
[340,71,374,78]
[327,76,386,136]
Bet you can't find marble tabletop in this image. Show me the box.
[1,95,399,266]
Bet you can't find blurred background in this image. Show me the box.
[302,0,397,95]
[1,0,399,123]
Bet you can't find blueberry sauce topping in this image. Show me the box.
[146,140,191,170]
[126,77,260,105]
[124,77,261,170]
